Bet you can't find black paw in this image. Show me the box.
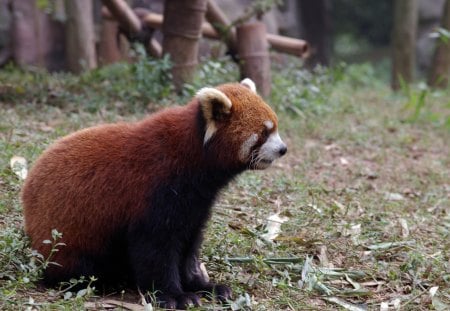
[212,284,232,302]
[156,292,201,310]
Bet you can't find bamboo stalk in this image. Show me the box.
[162,0,207,90]
[237,22,271,96]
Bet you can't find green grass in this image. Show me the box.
[0,59,449,310]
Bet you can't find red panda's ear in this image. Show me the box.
[197,87,232,144]
[240,78,257,93]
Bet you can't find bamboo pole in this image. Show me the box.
[162,0,207,90]
[237,22,271,97]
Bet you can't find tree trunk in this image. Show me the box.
[297,0,332,68]
[65,0,97,73]
[11,0,40,67]
[9,0,66,70]
[391,0,418,90]
[0,0,13,66]
[428,0,450,88]
[162,0,207,91]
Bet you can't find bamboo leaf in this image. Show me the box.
[366,240,415,250]
[324,296,367,311]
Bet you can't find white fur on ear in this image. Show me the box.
[240,78,257,93]
[197,87,232,114]
[196,87,232,144]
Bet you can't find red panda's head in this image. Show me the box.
[197,79,287,170]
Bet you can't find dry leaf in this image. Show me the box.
[398,218,409,238]
[380,302,389,311]
[85,299,149,311]
[340,157,350,166]
[342,223,362,245]
[10,156,28,180]
[260,213,289,241]
[385,192,405,201]
[430,286,439,297]
[324,296,366,311]
[317,245,332,268]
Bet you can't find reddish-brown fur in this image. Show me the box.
[21,82,282,308]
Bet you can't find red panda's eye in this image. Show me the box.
[261,128,269,139]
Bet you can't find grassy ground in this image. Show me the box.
[0,59,449,310]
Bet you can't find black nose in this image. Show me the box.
[279,145,287,156]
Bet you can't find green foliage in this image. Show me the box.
[339,62,376,87]
[129,44,174,104]
[0,46,174,112]
[398,79,450,129]
[0,227,42,309]
[36,0,51,11]
[250,0,283,17]
[271,61,345,115]
[0,226,95,308]
[180,57,239,101]
[232,0,283,25]
[0,227,41,284]
[430,27,450,44]
[399,79,429,122]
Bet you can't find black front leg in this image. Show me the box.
[127,218,201,309]
[181,231,232,302]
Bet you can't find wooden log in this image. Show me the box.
[101,0,141,34]
[102,6,309,59]
[138,11,217,40]
[162,0,207,90]
[132,7,162,58]
[101,6,161,58]
[127,11,309,58]
[237,22,271,97]
[266,34,309,58]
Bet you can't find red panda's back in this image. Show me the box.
[22,122,151,258]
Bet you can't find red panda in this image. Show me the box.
[21,78,287,309]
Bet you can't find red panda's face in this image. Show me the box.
[197,79,287,170]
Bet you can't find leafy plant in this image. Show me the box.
[430,27,450,44]
[399,79,429,122]
[130,44,174,104]
[271,61,345,115]
[180,57,239,100]
[0,227,43,309]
